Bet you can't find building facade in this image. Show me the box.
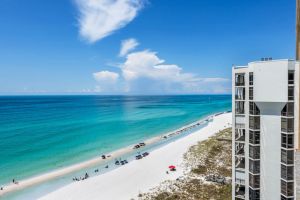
[232,59,300,200]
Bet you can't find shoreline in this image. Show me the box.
[40,112,232,200]
[0,111,230,198]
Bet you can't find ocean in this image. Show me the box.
[0,95,231,198]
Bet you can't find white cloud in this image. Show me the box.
[119,38,139,57]
[92,41,230,94]
[93,70,119,82]
[75,0,145,43]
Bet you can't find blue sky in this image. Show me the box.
[0,0,295,95]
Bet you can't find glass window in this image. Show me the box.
[249,174,260,188]
[235,143,245,156]
[249,159,260,174]
[235,129,245,142]
[281,134,294,149]
[288,86,294,101]
[250,116,260,130]
[281,149,294,165]
[249,130,260,145]
[235,87,245,100]
[235,156,245,169]
[288,71,294,85]
[249,72,253,86]
[249,145,260,159]
[250,102,260,115]
[281,180,294,197]
[236,101,245,114]
[282,103,294,117]
[235,74,245,86]
[249,87,253,100]
[249,188,260,200]
[281,165,294,181]
[281,118,294,133]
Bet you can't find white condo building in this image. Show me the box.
[232,59,300,200]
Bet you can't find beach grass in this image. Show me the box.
[139,127,232,200]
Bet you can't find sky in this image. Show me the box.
[0,0,296,95]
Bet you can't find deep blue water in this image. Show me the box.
[0,95,231,186]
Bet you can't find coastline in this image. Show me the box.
[0,111,230,198]
[39,112,232,200]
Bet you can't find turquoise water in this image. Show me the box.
[0,95,231,189]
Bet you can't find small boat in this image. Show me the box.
[115,160,120,165]
[136,155,143,160]
[133,145,140,149]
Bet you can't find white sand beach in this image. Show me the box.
[39,112,232,200]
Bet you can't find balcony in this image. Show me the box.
[249,159,260,174]
[235,87,245,100]
[249,145,260,160]
[249,188,260,200]
[235,143,245,156]
[281,134,294,149]
[281,149,294,165]
[281,165,294,181]
[235,101,245,115]
[288,86,294,101]
[281,118,294,133]
[235,184,245,199]
[249,174,260,189]
[249,130,260,145]
[235,74,245,86]
[281,103,294,117]
[281,180,294,197]
[249,116,260,130]
[235,129,245,142]
[249,102,260,115]
[235,156,245,170]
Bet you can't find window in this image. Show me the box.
[250,102,260,115]
[235,184,245,197]
[281,118,294,133]
[249,188,260,200]
[235,101,245,114]
[249,174,260,188]
[249,159,260,174]
[249,72,253,86]
[281,149,294,165]
[235,143,245,156]
[250,116,260,130]
[281,134,294,149]
[235,74,245,86]
[235,156,245,169]
[281,165,294,181]
[249,145,260,159]
[288,71,294,85]
[235,129,245,142]
[282,103,294,117]
[249,130,260,145]
[235,87,245,100]
[249,87,253,100]
[281,180,294,197]
[288,86,294,101]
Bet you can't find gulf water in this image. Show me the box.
[0,95,231,188]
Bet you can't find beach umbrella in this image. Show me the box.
[168,165,176,169]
